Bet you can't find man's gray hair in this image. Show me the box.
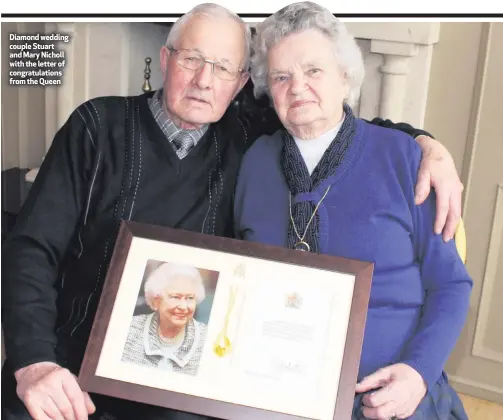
[166,3,252,71]
[250,1,365,107]
[144,263,206,307]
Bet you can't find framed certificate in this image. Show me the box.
[78,221,373,420]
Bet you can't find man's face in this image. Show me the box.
[160,14,249,129]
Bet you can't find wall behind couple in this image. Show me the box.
[3,20,442,172]
[1,22,171,171]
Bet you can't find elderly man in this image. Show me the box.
[2,3,463,420]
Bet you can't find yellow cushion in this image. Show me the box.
[455,218,467,264]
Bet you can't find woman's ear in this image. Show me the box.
[342,75,351,102]
[148,295,161,311]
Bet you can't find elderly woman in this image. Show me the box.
[122,263,207,376]
[234,3,472,419]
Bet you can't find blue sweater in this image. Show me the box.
[233,119,473,390]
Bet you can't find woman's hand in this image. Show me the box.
[355,363,427,419]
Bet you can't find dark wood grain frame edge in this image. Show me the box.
[78,221,134,388]
[332,262,374,419]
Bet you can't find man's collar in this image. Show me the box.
[148,88,209,144]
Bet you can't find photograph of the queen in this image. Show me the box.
[121,261,217,376]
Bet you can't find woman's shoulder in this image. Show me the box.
[358,118,423,166]
[128,313,150,334]
[192,319,209,350]
[245,129,284,156]
[240,129,283,174]
[123,314,150,355]
[193,318,208,335]
[359,118,419,148]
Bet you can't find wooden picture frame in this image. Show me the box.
[78,220,373,420]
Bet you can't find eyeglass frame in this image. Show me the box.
[166,46,247,81]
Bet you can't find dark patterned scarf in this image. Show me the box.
[282,104,357,253]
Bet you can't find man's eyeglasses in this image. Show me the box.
[167,47,245,81]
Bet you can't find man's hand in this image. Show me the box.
[355,363,427,420]
[415,135,464,242]
[15,361,96,420]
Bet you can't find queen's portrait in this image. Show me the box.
[121,262,208,376]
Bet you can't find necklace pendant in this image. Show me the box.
[294,241,310,252]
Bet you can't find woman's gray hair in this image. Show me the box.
[144,263,206,307]
[251,1,365,107]
[166,3,252,71]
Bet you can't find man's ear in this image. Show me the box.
[160,46,170,77]
[232,72,250,100]
[239,72,250,91]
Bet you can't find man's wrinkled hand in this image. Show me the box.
[415,135,464,242]
[15,361,96,420]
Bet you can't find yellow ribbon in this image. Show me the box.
[213,286,237,357]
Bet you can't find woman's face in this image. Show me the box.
[153,276,198,329]
[267,28,350,139]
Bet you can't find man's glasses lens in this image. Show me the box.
[176,50,238,81]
